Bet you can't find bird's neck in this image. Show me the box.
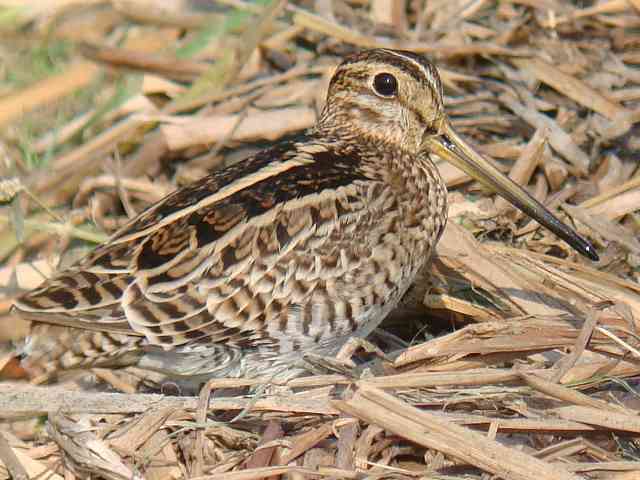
[315,107,423,154]
[308,125,441,203]
[387,149,443,196]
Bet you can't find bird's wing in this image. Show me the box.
[14,138,389,353]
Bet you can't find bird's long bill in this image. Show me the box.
[424,122,599,261]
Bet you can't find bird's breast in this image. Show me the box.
[377,150,448,249]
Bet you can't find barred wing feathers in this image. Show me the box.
[15,138,393,367]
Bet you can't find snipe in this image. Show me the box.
[13,49,597,387]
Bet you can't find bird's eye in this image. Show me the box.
[373,73,398,97]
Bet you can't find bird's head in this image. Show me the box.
[319,49,598,261]
[320,48,446,154]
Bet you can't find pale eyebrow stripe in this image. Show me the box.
[380,49,441,96]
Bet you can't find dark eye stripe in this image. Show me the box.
[381,49,442,97]
[338,49,443,103]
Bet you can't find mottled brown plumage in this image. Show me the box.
[13,49,596,387]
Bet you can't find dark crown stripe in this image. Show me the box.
[338,49,440,96]
[380,49,442,95]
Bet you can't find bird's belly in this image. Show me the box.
[262,197,445,360]
[230,235,436,381]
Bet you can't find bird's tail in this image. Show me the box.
[17,323,143,384]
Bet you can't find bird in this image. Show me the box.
[12,49,598,389]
